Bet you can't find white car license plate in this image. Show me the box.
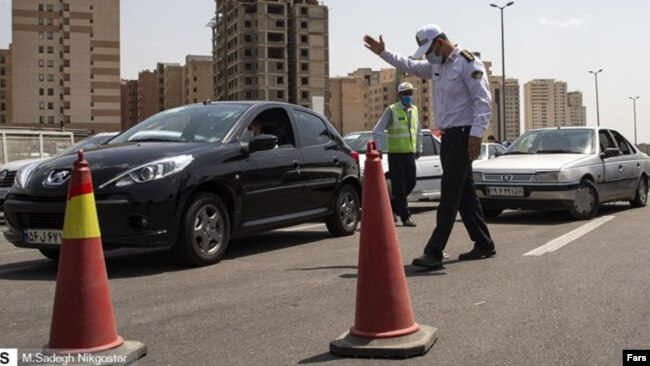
[487,186,524,197]
[24,229,63,245]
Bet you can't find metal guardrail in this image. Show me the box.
[0,129,75,165]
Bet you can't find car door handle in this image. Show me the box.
[292,160,300,168]
[332,156,340,164]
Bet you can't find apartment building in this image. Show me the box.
[329,68,434,135]
[183,55,213,105]
[10,0,120,131]
[567,91,587,126]
[0,49,9,124]
[488,76,521,142]
[157,62,183,111]
[524,79,570,131]
[212,0,329,115]
[120,79,138,130]
[137,70,159,123]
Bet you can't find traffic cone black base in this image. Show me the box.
[330,325,438,359]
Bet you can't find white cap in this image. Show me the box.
[397,82,414,93]
[411,24,443,59]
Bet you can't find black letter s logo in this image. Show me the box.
[0,352,9,364]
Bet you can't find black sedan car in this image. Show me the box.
[4,102,361,266]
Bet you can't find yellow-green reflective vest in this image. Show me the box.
[386,102,418,153]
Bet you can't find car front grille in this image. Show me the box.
[17,212,65,229]
[483,174,534,183]
[0,171,17,187]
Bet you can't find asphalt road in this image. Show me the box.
[0,202,648,366]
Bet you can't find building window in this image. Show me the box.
[47,4,53,11]
[38,32,44,39]
[244,49,252,57]
[47,18,53,26]
[300,7,308,15]
[245,77,252,85]
[39,60,44,67]
[301,63,308,72]
[48,102,53,110]
[245,63,252,71]
[268,47,284,59]
[39,88,44,96]
[301,91,309,99]
[39,116,45,124]
[38,4,43,11]
[277,76,284,84]
[300,21,308,29]
[47,60,54,67]
[276,62,283,71]
[48,88,53,96]
[47,74,54,81]
[301,35,308,43]
[276,20,284,28]
[48,116,54,123]
[47,46,53,54]
[244,20,251,28]
[39,74,45,81]
[301,77,308,85]
[277,90,284,99]
[39,102,45,109]
[300,49,309,58]
[39,46,44,53]
[244,35,252,42]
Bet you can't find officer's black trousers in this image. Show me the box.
[424,127,493,256]
[387,153,416,221]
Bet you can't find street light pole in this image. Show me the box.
[589,69,603,127]
[629,96,640,145]
[490,1,514,143]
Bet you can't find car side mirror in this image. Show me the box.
[249,134,278,153]
[600,147,620,159]
[494,151,503,157]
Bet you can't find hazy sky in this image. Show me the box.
[1,0,649,143]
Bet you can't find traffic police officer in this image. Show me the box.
[372,81,422,227]
[364,24,496,269]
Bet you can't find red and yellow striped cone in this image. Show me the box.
[47,150,123,352]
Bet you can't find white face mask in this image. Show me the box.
[426,42,443,64]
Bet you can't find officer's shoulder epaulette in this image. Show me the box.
[460,50,475,62]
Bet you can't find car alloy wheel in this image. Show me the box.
[630,177,648,208]
[569,180,599,220]
[177,192,230,266]
[325,184,360,236]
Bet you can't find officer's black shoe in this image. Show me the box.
[412,253,443,269]
[458,247,496,261]
[402,216,416,227]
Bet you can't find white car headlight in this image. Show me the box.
[533,171,566,182]
[99,155,194,188]
[14,163,40,189]
[473,171,483,182]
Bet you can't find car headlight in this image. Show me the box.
[533,171,566,182]
[14,163,40,189]
[99,155,194,188]
[473,171,483,182]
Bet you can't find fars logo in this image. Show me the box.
[0,349,17,366]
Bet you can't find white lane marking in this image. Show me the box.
[274,223,325,232]
[523,215,615,256]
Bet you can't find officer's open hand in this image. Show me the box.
[468,136,481,161]
[363,35,385,55]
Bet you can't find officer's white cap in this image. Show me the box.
[397,82,414,93]
[411,24,443,59]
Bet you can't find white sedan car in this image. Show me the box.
[473,127,650,219]
[343,130,443,201]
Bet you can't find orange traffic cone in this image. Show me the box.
[47,150,146,362]
[330,141,437,358]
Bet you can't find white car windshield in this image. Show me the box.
[505,129,595,155]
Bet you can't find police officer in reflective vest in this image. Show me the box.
[365,23,496,269]
[372,81,422,227]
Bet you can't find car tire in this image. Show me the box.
[325,184,360,236]
[38,248,60,261]
[629,176,648,208]
[569,179,599,220]
[176,192,230,266]
[483,208,504,218]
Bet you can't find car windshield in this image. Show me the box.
[505,129,594,155]
[343,132,386,153]
[109,104,249,144]
[53,133,117,157]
